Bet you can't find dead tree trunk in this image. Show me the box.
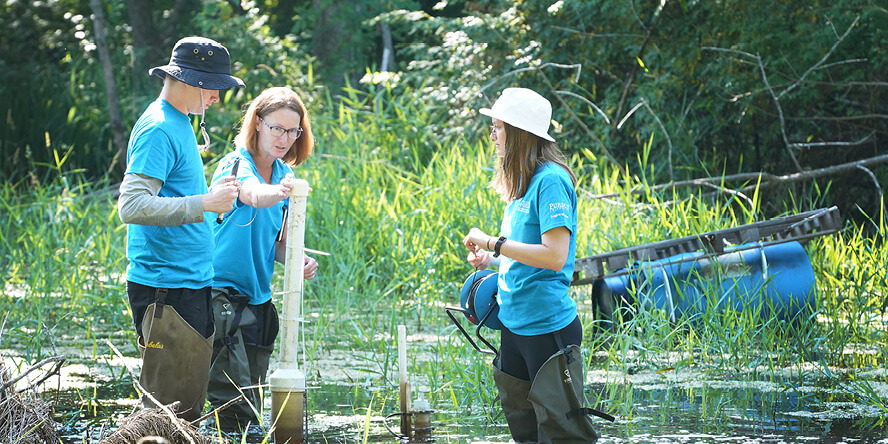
[126,0,164,109]
[378,21,394,72]
[89,0,129,174]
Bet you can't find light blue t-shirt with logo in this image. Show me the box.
[496,162,578,336]
[211,146,294,305]
[124,99,215,289]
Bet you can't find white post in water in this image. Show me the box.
[398,324,412,437]
[270,179,310,444]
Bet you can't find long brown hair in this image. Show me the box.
[489,121,576,201]
[234,87,314,166]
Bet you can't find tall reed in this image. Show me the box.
[2,84,887,441]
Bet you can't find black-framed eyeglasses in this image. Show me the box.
[259,117,303,140]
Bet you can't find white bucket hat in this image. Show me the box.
[479,87,555,142]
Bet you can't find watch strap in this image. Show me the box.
[493,236,507,258]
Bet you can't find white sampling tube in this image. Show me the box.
[270,179,310,443]
[398,324,412,436]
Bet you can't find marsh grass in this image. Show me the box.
[1,85,887,442]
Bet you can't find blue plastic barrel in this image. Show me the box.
[594,241,816,322]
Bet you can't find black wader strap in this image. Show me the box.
[216,289,249,350]
[552,330,575,364]
[225,303,248,348]
[154,288,168,318]
[554,329,616,422]
[567,407,616,422]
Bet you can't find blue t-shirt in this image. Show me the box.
[211,147,294,305]
[124,99,214,289]
[496,162,578,335]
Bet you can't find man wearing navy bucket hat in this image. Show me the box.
[462,87,609,442]
[118,36,244,421]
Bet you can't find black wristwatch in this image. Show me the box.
[493,236,507,258]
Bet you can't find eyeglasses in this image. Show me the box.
[259,117,303,140]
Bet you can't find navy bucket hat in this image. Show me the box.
[149,36,245,90]
[459,269,502,330]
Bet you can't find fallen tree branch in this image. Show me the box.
[554,90,610,124]
[617,98,676,178]
[0,356,66,394]
[477,62,583,96]
[581,171,771,200]
[190,393,245,426]
[778,16,861,100]
[756,50,804,172]
[537,70,623,170]
[703,15,863,174]
[580,152,888,200]
[789,132,874,149]
[642,100,674,179]
[855,164,887,226]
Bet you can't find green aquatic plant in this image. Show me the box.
[2,85,888,442]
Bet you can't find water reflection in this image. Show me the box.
[53,376,887,443]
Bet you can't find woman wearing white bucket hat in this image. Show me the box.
[462,87,605,443]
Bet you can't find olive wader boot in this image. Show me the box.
[528,345,613,444]
[493,355,539,443]
[206,288,277,432]
[140,289,214,422]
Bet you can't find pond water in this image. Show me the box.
[50,369,888,443]
[6,296,886,443]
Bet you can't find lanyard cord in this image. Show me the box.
[198,88,210,152]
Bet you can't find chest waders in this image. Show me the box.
[528,343,614,443]
[493,354,538,443]
[494,333,614,443]
[139,288,214,422]
[206,288,279,432]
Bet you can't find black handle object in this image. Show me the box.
[277,206,288,242]
[382,412,410,440]
[216,157,241,224]
[444,306,497,355]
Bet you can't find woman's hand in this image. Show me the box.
[463,227,495,268]
[277,173,312,199]
[467,249,492,269]
[274,173,296,199]
[303,255,318,280]
[462,227,493,253]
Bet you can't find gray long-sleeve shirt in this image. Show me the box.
[118,173,205,226]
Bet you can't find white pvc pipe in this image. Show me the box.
[270,179,310,391]
[398,325,407,388]
[398,324,411,436]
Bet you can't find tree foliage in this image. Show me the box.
[364,0,888,214]
[0,0,885,217]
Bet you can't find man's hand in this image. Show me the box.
[202,176,240,213]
